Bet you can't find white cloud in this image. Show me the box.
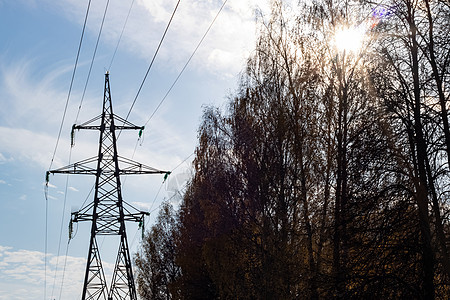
[0,246,12,253]
[0,57,194,173]
[46,0,265,77]
[68,186,79,192]
[0,152,13,164]
[0,58,77,130]
[0,58,98,170]
[0,180,6,184]
[19,195,27,201]
[0,127,63,169]
[0,0,272,177]
[0,246,115,300]
[131,201,152,211]
[46,195,58,201]
[46,182,57,189]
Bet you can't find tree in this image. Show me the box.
[136,0,450,298]
[135,202,180,300]
[367,0,450,295]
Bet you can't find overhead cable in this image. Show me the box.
[124,0,182,124]
[144,0,228,126]
[45,1,92,298]
[48,0,92,171]
[50,150,72,300]
[50,2,111,295]
[108,0,136,71]
[75,0,111,124]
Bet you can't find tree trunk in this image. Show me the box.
[409,6,435,297]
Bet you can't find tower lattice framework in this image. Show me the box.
[47,73,170,300]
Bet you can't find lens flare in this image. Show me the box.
[334,26,366,53]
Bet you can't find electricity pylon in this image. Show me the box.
[47,72,170,299]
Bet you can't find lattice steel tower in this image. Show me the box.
[47,73,170,299]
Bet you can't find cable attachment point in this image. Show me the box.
[138,126,144,138]
[139,211,150,240]
[69,219,73,240]
[138,218,145,240]
[44,171,51,201]
[163,171,171,183]
[71,124,76,147]
[138,127,145,146]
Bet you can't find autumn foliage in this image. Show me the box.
[135,0,450,298]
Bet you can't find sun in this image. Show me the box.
[333,25,366,54]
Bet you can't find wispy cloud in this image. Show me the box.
[0,57,195,172]
[0,126,64,169]
[45,182,57,189]
[0,152,14,164]
[0,58,97,169]
[46,0,269,77]
[0,0,272,172]
[68,186,79,192]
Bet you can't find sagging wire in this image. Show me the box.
[130,151,194,248]
[44,189,48,300]
[121,0,182,129]
[50,143,74,300]
[47,0,92,172]
[58,239,71,300]
[120,3,229,246]
[56,216,77,299]
[144,0,229,127]
[108,0,136,71]
[48,1,111,295]
[130,182,165,248]
[75,0,110,125]
[45,1,92,297]
[127,0,229,247]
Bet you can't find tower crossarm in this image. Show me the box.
[70,114,145,148]
[46,156,170,177]
[71,196,151,225]
[117,156,170,175]
[123,211,149,223]
[72,114,144,131]
[47,156,98,176]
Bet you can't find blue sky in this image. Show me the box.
[0,0,274,298]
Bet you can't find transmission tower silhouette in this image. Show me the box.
[47,72,170,299]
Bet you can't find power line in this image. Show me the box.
[47,0,92,171]
[44,194,48,300]
[123,1,228,234]
[171,152,194,172]
[130,151,194,248]
[76,0,110,124]
[123,0,181,124]
[128,0,229,241]
[50,151,72,300]
[144,0,229,127]
[108,0,136,71]
[128,1,228,224]
[45,1,92,298]
[58,240,71,299]
[49,2,111,295]
[124,0,229,169]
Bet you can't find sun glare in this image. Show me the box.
[334,26,366,54]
